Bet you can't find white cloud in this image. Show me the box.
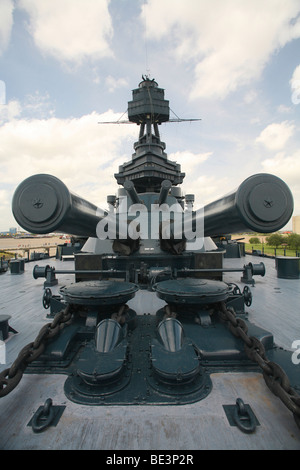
[141,0,300,99]
[262,150,300,185]
[18,0,113,64]
[187,174,231,208]
[255,121,295,150]
[0,92,56,124]
[0,110,137,212]
[291,64,300,82]
[0,188,9,207]
[22,91,55,119]
[169,150,211,169]
[290,64,300,104]
[244,90,258,105]
[277,104,293,114]
[0,0,14,55]
[105,76,129,93]
[0,80,5,105]
[0,100,21,123]
[167,151,229,206]
[262,151,300,213]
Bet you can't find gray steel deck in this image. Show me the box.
[0,254,300,450]
[223,255,300,351]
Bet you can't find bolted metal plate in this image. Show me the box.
[153,279,230,304]
[63,315,213,405]
[60,280,139,306]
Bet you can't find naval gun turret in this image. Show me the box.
[12,78,293,284]
[12,171,293,244]
[6,78,300,431]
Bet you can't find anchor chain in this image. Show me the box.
[219,301,300,430]
[0,305,72,397]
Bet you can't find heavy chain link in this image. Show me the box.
[2,298,300,432]
[0,305,72,398]
[219,301,300,430]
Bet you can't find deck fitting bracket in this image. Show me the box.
[223,398,259,433]
[27,398,66,433]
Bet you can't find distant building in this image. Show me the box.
[292,216,300,234]
[9,227,17,235]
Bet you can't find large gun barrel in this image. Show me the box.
[12,174,106,237]
[12,172,294,241]
[198,173,293,236]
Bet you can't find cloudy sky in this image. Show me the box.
[0,0,300,232]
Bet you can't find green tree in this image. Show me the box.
[249,237,260,244]
[265,233,284,247]
[286,233,300,250]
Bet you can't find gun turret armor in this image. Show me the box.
[12,77,294,283]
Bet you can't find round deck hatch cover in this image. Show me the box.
[153,279,230,304]
[60,280,139,305]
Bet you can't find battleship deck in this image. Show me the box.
[0,254,300,450]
